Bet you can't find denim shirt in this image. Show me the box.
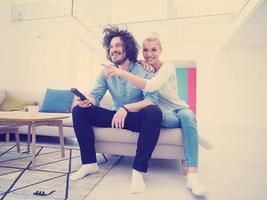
[89,62,158,111]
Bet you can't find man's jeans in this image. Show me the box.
[162,108,198,167]
[72,105,162,172]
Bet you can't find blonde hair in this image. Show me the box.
[143,32,162,49]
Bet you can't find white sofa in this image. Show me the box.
[15,93,187,173]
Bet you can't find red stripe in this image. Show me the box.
[188,68,196,113]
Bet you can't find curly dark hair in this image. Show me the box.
[103,26,139,63]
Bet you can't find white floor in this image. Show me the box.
[6,127,266,200]
[83,127,267,200]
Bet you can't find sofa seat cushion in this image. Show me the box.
[93,127,183,146]
[61,113,72,126]
[151,128,183,145]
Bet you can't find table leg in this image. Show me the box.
[31,124,36,169]
[27,125,31,153]
[5,133,10,142]
[58,121,65,158]
[15,128,20,153]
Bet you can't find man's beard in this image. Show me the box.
[112,55,127,66]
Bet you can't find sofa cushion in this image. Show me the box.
[0,94,37,111]
[0,89,6,105]
[40,89,74,113]
[93,127,183,146]
[61,113,73,126]
[150,128,184,145]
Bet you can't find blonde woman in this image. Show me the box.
[104,33,209,196]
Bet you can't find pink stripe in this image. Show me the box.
[188,68,196,113]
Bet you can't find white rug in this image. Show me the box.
[0,143,122,200]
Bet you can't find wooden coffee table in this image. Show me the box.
[0,126,20,153]
[0,111,70,169]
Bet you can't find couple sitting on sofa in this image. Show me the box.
[70,26,209,196]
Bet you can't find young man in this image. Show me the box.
[70,26,162,194]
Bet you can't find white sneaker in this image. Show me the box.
[130,169,146,194]
[70,163,99,181]
[186,173,209,196]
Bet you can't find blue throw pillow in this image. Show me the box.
[40,89,74,113]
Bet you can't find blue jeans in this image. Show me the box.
[162,108,198,167]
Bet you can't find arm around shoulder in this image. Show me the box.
[144,62,175,92]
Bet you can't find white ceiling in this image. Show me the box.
[109,0,246,24]
[74,0,257,46]
[75,0,247,25]
[14,0,266,48]
[224,0,267,48]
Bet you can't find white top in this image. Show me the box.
[144,62,189,111]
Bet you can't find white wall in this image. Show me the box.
[0,1,15,88]
[200,46,267,129]
[0,0,105,102]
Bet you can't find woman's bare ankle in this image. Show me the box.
[186,167,198,174]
